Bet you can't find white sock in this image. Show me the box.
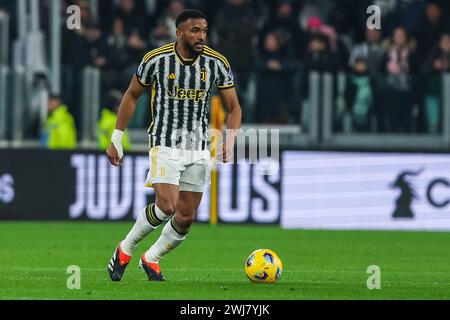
[121,204,170,256]
[144,217,189,263]
[154,203,171,221]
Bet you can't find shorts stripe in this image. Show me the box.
[151,147,158,178]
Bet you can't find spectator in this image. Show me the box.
[302,33,339,74]
[70,22,107,68]
[105,18,129,68]
[259,1,304,59]
[345,58,374,132]
[214,0,258,93]
[304,16,348,71]
[67,21,107,128]
[41,95,77,150]
[114,0,148,63]
[97,91,132,151]
[382,27,418,90]
[397,0,426,35]
[433,33,450,72]
[255,31,297,124]
[379,27,418,132]
[415,2,447,65]
[327,0,362,43]
[423,33,450,74]
[102,17,131,95]
[421,33,450,133]
[114,0,147,38]
[148,20,173,49]
[75,0,95,27]
[127,29,147,64]
[349,28,385,76]
[298,0,330,31]
[159,0,186,43]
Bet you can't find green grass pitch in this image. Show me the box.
[0,222,449,300]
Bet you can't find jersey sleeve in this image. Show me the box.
[215,59,235,90]
[135,55,157,87]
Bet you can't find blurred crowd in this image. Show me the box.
[2,0,450,140]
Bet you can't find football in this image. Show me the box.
[245,249,283,284]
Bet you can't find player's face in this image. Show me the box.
[178,18,208,55]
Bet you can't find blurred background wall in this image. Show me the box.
[1,0,450,229]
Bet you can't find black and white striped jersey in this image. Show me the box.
[136,42,235,151]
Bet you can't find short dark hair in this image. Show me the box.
[175,9,207,28]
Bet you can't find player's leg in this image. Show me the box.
[140,191,202,281]
[139,149,209,281]
[109,184,179,281]
[108,146,180,281]
[145,191,202,262]
[121,184,177,255]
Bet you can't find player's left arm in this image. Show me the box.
[218,87,242,162]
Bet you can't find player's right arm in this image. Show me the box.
[115,75,146,131]
[107,50,158,166]
[106,75,146,167]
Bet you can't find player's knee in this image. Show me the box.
[156,198,176,216]
[176,211,196,229]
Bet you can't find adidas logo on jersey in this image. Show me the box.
[168,73,177,80]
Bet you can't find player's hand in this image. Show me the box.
[108,129,125,166]
[217,140,235,163]
[107,143,123,167]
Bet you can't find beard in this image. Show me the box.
[185,41,204,55]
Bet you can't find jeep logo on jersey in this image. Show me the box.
[166,85,206,102]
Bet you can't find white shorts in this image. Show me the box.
[145,146,211,193]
